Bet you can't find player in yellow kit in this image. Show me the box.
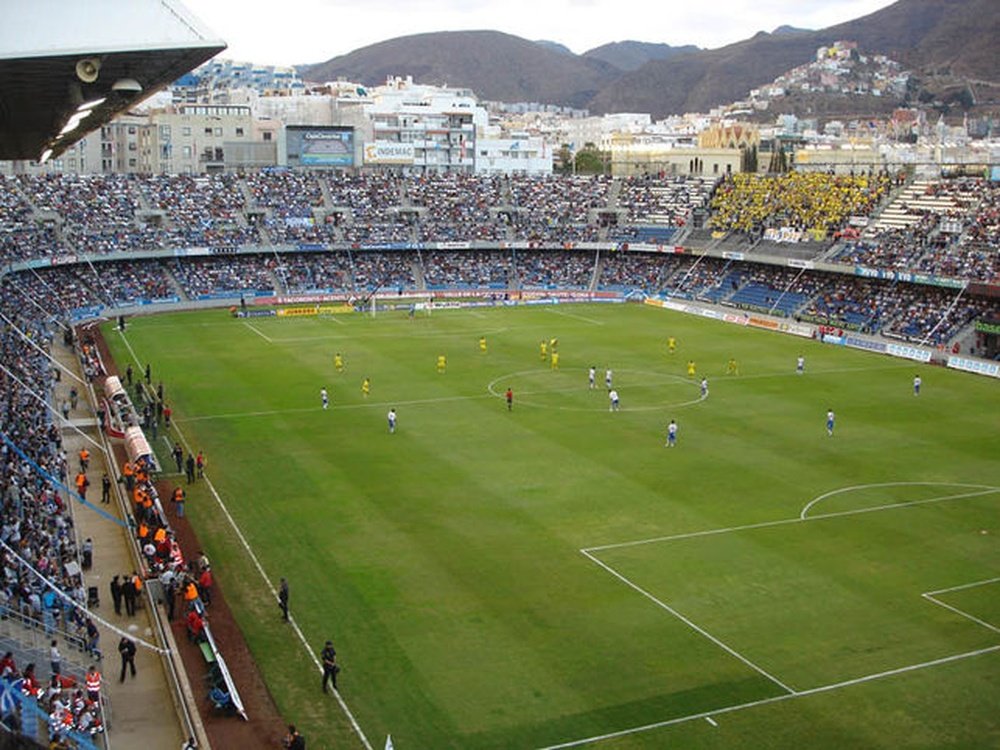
[334,353,344,372]
[667,337,676,354]
[687,360,696,378]
[479,336,487,353]
[437,354,447,373]
[361,378,370,398]
[539,340,547,360]
[726,357,739,376]
[551,352,560,370]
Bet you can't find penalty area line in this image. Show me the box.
[546,307,605,325]
[242,321,273,342]
[580,549,796,695]
[535,644,1000,749]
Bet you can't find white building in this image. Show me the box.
[362,76,487,174]
[475,135,551,175]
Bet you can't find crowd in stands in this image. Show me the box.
[0,284,112,744]
[515,250,595,289]
[1,171,994,288]
[423,250,511,288]
[710,171,893,237]
[409,174,508,242]
[618,174,714,226]
[0,170,996,347]
[276,252,354,293]
[170,255,276,297]
[830,178,1000,284]
[0,244,996,346]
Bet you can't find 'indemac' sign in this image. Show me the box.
[364,141,415,165]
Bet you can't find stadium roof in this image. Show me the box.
[0,0,225,162]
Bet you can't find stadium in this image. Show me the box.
[0,3,999,750]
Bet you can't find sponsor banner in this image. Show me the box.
[626,243,685,254]
[260,293,352,305]
[947,356,1000,378]
[763,227,804,243]
[723,313,748,325]
[235,309,276,318]
[519,290,622,302]
[276,306,320,317]
[746,315,811,337]
[747,315,779,330]
[886,342,932,363]
[70,305,104,322]
[787,258,814,269]
[843,335,887,353]
[974,320,1000,334]
[435,242,472,250]
[317,304,354,315]
[853,266,965,289]
[823,334,845,345]
[363,141,415,165]
[50,254,79,266]
[722,251,745,261]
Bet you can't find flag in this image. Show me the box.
[384,735,394,750]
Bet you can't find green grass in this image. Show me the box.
[102,303,1000,750]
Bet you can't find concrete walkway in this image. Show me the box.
[53,337,189,750]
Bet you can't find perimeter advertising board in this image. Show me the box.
[286,126,354,167]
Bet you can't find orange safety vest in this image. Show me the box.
[79,449,89,463]
[184,582,198,601]
[75,473,87,490]
[153,527,166,544]
[138,522,149,540]
[133,575,143,592]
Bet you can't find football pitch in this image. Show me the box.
[102,302,1000,749]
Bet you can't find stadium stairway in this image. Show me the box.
[161,262,190,302]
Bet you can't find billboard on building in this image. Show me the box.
[286,126,354,167]
[364,141,415,165]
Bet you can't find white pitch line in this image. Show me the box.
[535,645,1000,749]
[546,307,605,325]
[242,321,273,343]
[178,393,494,423]
[118,331,374,750]
[585,485,1000,553]
[705,716,718,727]
[580,549,797,695]
[922,593,1000,635]
[925,577,1000,597]
[800,481,999,519]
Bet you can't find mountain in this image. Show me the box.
[534,40,574,56]
[590,0,1000,117]
[582,41,700,72]
[300,30,617,108]
[772,25,812,36]
[298,0,998,118]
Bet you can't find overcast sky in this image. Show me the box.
[181,0,898,66]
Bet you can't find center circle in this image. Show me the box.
[486,368,706,412]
